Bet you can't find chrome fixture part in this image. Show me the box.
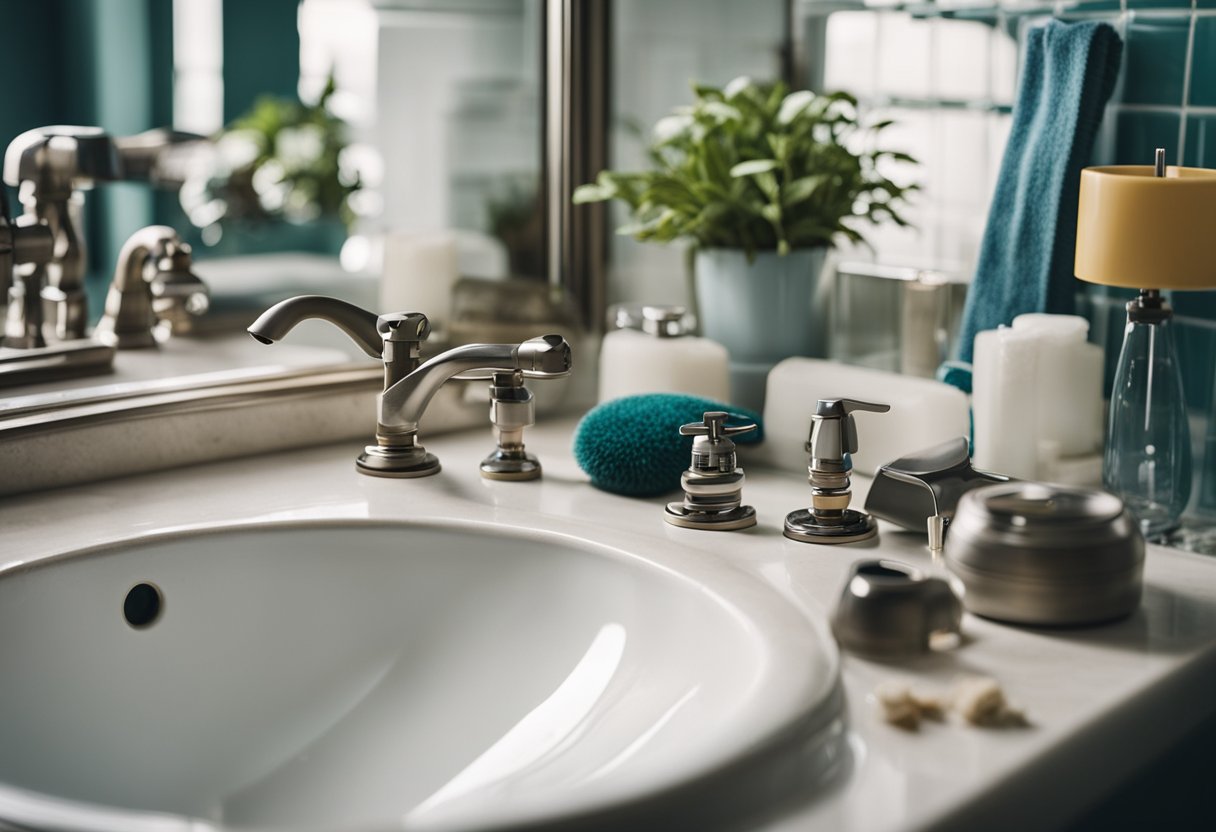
[248,296,573,478]
[865,437,1011,554]
[831,559,963,659]
[94,226,210,349]
[640,305,689,338]
[3,126,206,342]
[785,398,891,544]
[0,340,115,388]
[945,482,1145,626]
[479,370,542,481]
[0,190,55,349]
[665,411,758,531]
[4,126,119,340]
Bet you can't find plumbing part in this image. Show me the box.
[945,481,1144,626]
[572,394,764,497]
[785,398,890,544]
[598,304,729,403]
[248,295,572,478]
[0,187,115,385]
[93,226,210,349]
[664,411,757,531]
[4,126,120,341]
[479,370,542,481]
[831,559,962,659]
[0,188,55,348]
[865,437,1010,553]
[3,125,206,342]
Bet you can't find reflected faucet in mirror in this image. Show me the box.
[0,189,55,350]
[94,226,210,350]
[3,125,207,345]
[248,295,573,478]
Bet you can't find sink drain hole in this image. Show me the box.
[124,582,163,629]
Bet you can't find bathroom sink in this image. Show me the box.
[0,521,843,832]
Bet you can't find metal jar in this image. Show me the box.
[944,482,1144,626]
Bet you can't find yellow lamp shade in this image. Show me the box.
[1075,165,1216,289]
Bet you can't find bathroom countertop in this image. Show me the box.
[2,419,1214,832]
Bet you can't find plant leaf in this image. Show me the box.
[730,159,779,177]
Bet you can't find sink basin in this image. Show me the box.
[0,521,843,831]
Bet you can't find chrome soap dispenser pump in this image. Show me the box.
[664,411,758,531]
[785,398,890,544]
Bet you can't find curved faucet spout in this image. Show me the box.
[380,335,572,432]
[247,295,383,358]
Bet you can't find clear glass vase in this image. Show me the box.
[1104,294,1192,539]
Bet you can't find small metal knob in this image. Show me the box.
[665,411,758,531]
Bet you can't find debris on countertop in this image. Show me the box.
[875,675,1028,731]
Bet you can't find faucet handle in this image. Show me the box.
[679,411,757,441]
[516,334,573,377]
[809,398,890,457]
[377,311,430,343]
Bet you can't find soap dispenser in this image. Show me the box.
[598,305,730,402]
[785,398,890,544]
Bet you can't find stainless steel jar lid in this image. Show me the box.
[945,482,1144,625]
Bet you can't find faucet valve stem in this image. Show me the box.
[664,411,758,531]
[785,397,890,544]
[480,370,543,481]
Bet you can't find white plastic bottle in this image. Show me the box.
[597,306,731,403]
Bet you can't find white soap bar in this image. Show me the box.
[597,329,730,403]
[756,358,970,476]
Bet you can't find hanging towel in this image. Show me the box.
[955,20,1122,362]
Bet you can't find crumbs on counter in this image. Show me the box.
[874,675,1028,732]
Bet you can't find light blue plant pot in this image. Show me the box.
[694,247,829,408]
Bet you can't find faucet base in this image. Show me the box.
[480,450,541,481]
[665,503,757,531]
[783,508,877,544]
[356,443,441,478]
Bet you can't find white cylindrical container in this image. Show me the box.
[973,314,1105,481]
[380,231,458,335]
[598,306,730,403]
[1011,314,1104,457]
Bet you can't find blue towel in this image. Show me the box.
[956,20,1122,362]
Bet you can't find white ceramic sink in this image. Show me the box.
[0,521,843,832]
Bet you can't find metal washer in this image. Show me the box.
[783,508,877,544]
[664,503,757,531]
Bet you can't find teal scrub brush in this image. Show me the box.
[572,394,764,497]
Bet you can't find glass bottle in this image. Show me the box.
[1104,290,1192,539]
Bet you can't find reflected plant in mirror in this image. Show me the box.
[180,75,377,245]
[573,77,918,409]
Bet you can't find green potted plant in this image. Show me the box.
[180,75,372,255]
[574,77,915,387]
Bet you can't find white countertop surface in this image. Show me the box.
[2,418,1214,832]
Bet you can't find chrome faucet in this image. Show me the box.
[0,190,55,348]
[3,126,114,343]
[248,295,573,477]
[3,125,206,343]
[93,226,210,349]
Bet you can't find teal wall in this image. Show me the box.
[222,0,301,123]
